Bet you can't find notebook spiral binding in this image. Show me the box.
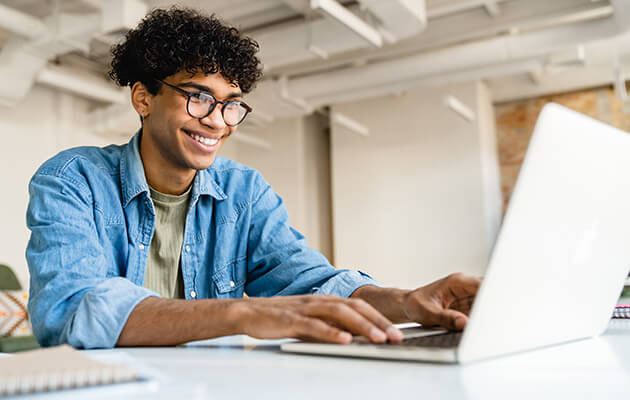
[0,364,136,396]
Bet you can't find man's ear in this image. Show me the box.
[131,81,152,118]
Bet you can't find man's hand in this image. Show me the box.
[234,295,404,344]
[402,273,480,330]
[351,273,481,331]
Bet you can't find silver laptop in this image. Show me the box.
[281,103,630,363]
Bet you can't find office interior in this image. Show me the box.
[1,0,630,299]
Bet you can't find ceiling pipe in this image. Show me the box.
[36,65,127,104]
[0,3,47,39]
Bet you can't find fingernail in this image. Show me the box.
[386,326,403,341]
[338,331,352,343]
[370,328,387,342]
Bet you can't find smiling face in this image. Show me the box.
[144,70,240,170]
[133,70,243,193]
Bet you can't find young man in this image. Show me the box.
[26,8,479,349]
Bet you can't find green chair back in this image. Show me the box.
[0,264,22,291]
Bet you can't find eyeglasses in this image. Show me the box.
[156,79,252,126]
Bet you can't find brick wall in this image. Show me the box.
[495,85,630,211]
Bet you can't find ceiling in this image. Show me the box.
[0,0,629,137]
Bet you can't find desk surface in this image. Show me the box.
[14,320,630,400]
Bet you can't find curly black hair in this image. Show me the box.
[109,7,263,94]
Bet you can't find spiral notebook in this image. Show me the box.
[0,345,138,397]
[613,304,630,319]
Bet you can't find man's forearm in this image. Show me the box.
[117,297,245,346]
[351,285,411,324]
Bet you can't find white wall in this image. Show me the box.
[234,114,333,261]
[330,81,502,289]
[0,85,129,289]
[301,114,333,261]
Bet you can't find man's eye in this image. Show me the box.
[191,93,215,104]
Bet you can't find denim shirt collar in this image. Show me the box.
[120,130,227,207]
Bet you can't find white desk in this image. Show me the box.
[13,320,630,400]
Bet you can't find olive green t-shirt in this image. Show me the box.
[143,185,192,299]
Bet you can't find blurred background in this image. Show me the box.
[1,0,629,292]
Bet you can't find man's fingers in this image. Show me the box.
[308,302,389,343]
[345,298,403,343]
[437,309,468,331]
[292,315,352,344]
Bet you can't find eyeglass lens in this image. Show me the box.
[188,92,248,126]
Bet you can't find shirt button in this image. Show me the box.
[139,244,145,250]
[190,291,197,298]
[229,280,235,288]
[185,245,191,252]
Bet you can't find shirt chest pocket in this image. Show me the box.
[212,257,247,298]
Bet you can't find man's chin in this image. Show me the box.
[188,156,217,171]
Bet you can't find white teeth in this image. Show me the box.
[191,133,218,146]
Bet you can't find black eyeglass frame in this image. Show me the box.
[156,79,252,126]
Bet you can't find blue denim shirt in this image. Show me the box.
[26,131,377,349]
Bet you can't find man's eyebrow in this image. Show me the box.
[178,82,242,99]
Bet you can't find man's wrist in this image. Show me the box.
[217,298,252,336]
[351,285,411,323]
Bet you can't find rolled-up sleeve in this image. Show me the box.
[245,173,379,298]
[26,172,156,349]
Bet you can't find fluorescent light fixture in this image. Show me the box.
[308,44,329,59]
[444,95,476,122]
[331,111,369,137]
[310,0,383,47]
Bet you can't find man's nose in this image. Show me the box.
[200,105,226,129]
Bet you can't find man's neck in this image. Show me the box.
[139,130,196,195]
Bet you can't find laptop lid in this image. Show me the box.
[458,103,630,363]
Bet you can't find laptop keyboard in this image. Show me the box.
[397,331,463,348]
[351,330,463,349]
